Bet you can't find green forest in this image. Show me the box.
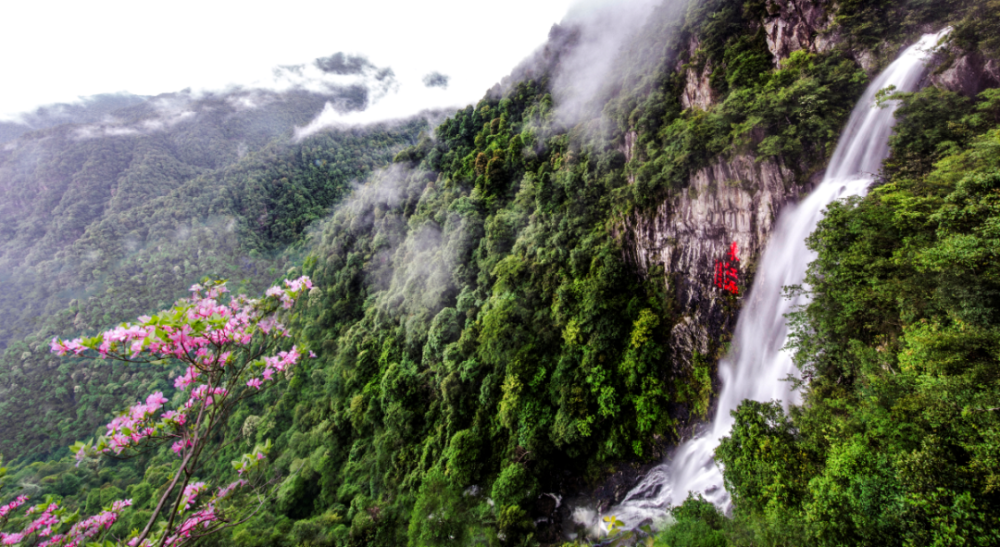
[2,0,1000,545]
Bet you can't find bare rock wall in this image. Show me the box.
[623,155,807,373]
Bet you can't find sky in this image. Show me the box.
[0,0,577,121]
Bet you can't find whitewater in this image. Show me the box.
[572,28,951,534]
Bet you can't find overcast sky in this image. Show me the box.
[0,0,577,121]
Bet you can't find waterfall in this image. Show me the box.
[572,29,950,534]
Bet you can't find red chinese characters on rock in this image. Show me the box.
[714,242,740,294]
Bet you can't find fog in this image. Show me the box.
[551,0,664,125]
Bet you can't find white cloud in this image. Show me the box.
[0,0,576,120]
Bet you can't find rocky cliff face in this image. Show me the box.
[762,0,836,63]
[623,155,805,373]
[681,62,718,110]
[626,0,836,376]
[622,0,994,401]
[930,49,1000,97]
[678,0,836,112]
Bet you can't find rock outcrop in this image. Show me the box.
[620,130,638,184]
[681,62,718,110]
[623,155,807,372]
[679,0,839,111]
[930,51,1000,97]
[762,0,835,64]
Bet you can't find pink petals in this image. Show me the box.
[49,276,313,364]
[173,366,201,390]
[0,497,130,547]
[0,496,27,519]
[180,483,207,512]
[37,499,132,547]
[53,277,313,462]
[244,346,301,391]
[103,391,171,455]
[43,277,314,546]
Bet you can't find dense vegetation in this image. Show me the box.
[0,82,427,460]
[707,81,1000,547]
[2,0,1000,545]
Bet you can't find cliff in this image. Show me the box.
[622,0,1000,410]
[624,0,836,374]
[624,156,804,372]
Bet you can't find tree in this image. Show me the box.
[0,276,314,547]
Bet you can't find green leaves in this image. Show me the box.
[736,74,1000,546]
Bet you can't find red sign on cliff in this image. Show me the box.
[714,242,739,294]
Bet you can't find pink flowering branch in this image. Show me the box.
[0,497,132,547]
[47,276,315,547]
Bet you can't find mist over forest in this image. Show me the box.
[1,1,1000,546]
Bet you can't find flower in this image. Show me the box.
[180,483,207,512]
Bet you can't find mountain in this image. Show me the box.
[1,0,1000,546]
[0,53,433,460]
[0,51,428,349]
[0,94,151,144]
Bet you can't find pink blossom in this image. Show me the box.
[146,392,167,407]
[174,367,201,390]
[258,316,276,334]
[284,276,313,292]
[216,480,247,500]
[46,277,318,537]
[180,483,207,512]
[49,337,64,356]
[0,495,28,518]
[172,439,191,456]
[37,499,132,547]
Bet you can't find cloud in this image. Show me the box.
[292,99,452,142]
[8,52,401,142]
[263,52,398,101]
[71,97,196,140]
[493,0,690,129]
[315,52,375,75]
[307,161,474,350]
[551,0,681,125]
[422,72,450,89]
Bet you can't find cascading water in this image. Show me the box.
[572,29,951,534]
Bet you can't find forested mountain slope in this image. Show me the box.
[0,94,150,144]
[1,0,1000,546]
[0,54,430,460]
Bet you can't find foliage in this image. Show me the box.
[652,495,729,547]
[716,81,1000,547]
[0,94,424,460]
[631,43,867,209]
[5,0,1000,546]
[0,278,312,546]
